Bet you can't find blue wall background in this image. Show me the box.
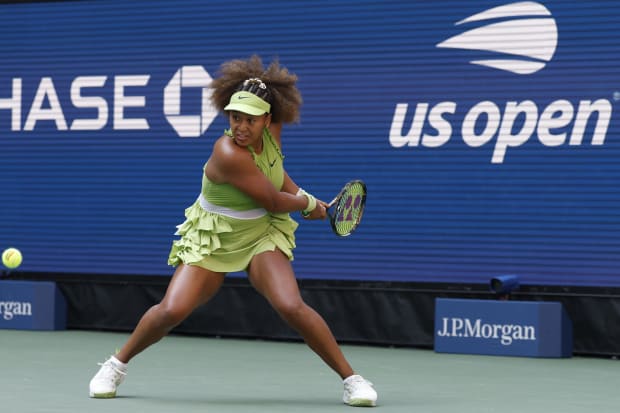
[0,1,618,286]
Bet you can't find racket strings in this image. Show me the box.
[333,182,366,236]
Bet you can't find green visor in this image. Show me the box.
[224,91,271,116]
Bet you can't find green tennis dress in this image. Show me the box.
[167,129,298,273]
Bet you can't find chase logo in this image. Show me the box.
[436,1,557,75]
[0,65,219,138]
[164,66,218,138]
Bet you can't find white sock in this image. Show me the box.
[110,355,128,370]
[343,374,361,384]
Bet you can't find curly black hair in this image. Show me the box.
[210,55,302,124]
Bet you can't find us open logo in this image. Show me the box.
[389,1,613,164]
[436,1,558,75]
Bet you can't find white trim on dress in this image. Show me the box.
[198,194,267,220]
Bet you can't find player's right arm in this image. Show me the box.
[205,135,311,214]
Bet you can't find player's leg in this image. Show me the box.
[89,263,225,398]
[116,263,225,362]
[247,249,377,406]
[247,249,354,378]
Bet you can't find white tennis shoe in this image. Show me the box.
[89,356,127,398]
[342,374,377,407]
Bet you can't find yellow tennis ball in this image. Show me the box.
[2,248,23,269]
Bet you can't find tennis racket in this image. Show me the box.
[327,180,367,237]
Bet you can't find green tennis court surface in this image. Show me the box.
[2,330,617,412]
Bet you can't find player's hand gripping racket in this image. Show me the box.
[327,180,367,236]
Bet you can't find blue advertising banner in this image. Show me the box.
[434,298,573,357]
[0,281,67,330]
[0,1,618,286]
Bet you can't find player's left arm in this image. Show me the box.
[281,170,299,195]
[270,122,327,218]
[270,122,298,195]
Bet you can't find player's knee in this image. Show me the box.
[154,302,190,327]
[275,299,306,323]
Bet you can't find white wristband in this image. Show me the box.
[296,188,317,216]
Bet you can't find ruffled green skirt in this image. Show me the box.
[167,199,298,273]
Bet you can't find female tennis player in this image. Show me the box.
[88,55,377,407]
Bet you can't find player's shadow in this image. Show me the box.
[138,394,336,408]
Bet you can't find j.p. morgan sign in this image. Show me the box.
[434,298,572,357]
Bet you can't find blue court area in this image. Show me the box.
[3,329,617,413]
